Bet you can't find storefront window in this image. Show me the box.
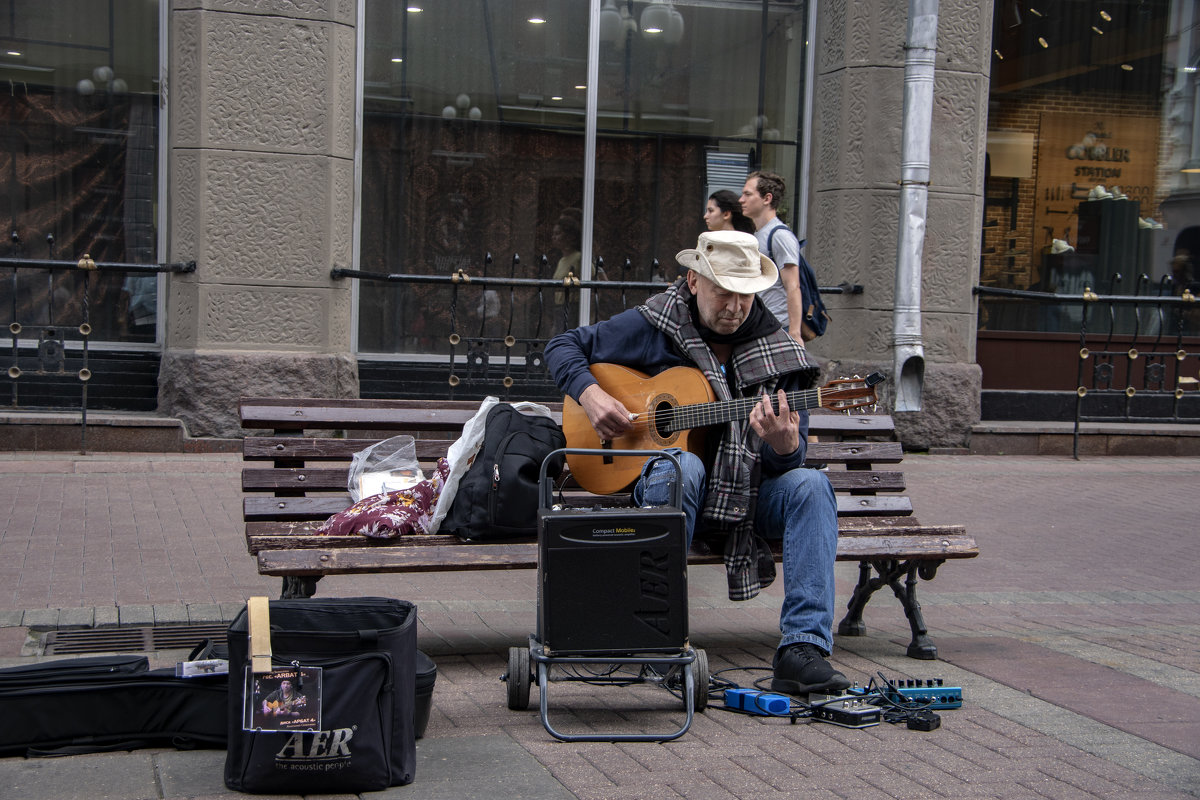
[358,0,809,355]
[981,0,1199,337]
[0,1,161,344]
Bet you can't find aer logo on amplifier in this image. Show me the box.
[636,551,673,635]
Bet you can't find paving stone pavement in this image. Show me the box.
[0,452,1197,798]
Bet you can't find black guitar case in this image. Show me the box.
[0,653,227,756]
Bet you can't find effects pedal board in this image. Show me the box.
[808,695,881,728]
[850,678,963,710]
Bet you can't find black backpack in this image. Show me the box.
[442,404,566,541]
[767,224,829,340]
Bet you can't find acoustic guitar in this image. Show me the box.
[265,695,307,716]
[562,363,883,495]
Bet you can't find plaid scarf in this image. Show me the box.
[639,278,818,600]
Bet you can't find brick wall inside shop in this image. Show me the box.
[983,89,1161,291]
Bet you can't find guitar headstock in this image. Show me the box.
[820,372,884,412]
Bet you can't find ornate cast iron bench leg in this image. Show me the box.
[887,561,942,660]
[837,559,943,660]
[837,561,875,637]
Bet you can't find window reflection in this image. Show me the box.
[358,0,809,355]
[0,1,160,344]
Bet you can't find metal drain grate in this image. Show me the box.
[43,623,230,655]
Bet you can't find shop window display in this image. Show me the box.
[981,0,1198,338]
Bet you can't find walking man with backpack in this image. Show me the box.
[740,171,827,343]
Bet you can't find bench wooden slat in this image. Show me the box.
[836,495,912,515]
[259,544,541,574]
[245,496,351,520]
[243,487,912,526]
[255,528,977,576]
[240,398,562,433]
[240,397,889,435]
[245,512,933,555]
[241,465,907,497]
[809,413,895,435]
[812,441,902,463]
[243,467,349,492]
[243,436,903,468]
[238,395,888,431]
[243,437,456,461]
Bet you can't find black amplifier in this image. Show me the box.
[537,505,688,655]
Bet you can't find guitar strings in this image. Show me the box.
[619,388,824,434]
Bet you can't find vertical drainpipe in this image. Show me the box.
[892,0,938,412]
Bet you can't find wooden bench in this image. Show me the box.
[241,397,978,659]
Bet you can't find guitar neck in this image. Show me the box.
[667,387,822,432]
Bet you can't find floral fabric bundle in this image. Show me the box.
[318,458,451,538]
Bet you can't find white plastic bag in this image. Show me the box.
[348,435,424,503]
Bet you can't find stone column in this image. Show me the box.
[161,0,359,437]
[805,0,992,448]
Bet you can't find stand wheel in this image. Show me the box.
[692,648,709,712]
[506,646,532,710]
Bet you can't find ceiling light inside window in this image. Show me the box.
[641,0,670,34]
[391,57,403,63]
[5,50,21,57]
[1120,63,1133,71]
[1029,7,1043,16]
[1038,36,1049,48]
[1099,10,1112,21]
[528,17,546,24]
[1092,26,1103,34]
[994,49,1004,60]
[406,5,422,11]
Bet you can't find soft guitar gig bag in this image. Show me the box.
[0,654,227,757]
[224,597,417,793]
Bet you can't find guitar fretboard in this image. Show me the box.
[666,388,821,432]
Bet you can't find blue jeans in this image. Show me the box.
[633,449,839,654]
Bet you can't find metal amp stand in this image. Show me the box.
[503,449,709,741]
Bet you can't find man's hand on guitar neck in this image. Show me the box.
[750,389,801,456]
[579,383,638,441]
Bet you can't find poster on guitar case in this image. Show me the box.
[243,666,323,732]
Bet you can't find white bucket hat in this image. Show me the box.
[675,230,778,294]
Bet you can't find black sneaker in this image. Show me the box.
[770,643,851,695]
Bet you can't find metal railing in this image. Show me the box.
[1,245,195,452]
[334,253,863,399]
[974,280,1199,458]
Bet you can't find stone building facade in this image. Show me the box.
[157,0,993,446]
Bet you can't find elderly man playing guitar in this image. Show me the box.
[545,229,855,696]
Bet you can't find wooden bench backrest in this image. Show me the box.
[240,397,911,529]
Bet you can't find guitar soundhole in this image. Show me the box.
[649,395,677,447]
